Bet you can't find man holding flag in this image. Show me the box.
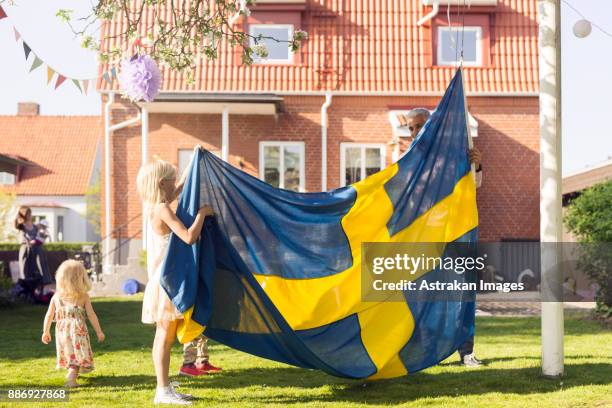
[398,108,484,367]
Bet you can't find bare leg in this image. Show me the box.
[66,366,79,387]
[152,319,178,388]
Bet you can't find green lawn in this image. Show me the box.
[0,296,610,408]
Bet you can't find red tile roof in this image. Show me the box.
[0,116,101,196]
[98,0,538,94]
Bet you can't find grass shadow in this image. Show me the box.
[180,363,612,405]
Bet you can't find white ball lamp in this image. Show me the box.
[573,19,592,38]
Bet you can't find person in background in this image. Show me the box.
[397,108,483,188]
[398,108,483,367]
[179,334,222,376]
[37,219,53,243]
[14,206,53,286]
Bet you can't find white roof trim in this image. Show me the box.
[564,157,612,179]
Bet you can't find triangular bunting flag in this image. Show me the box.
[55,74,66,89]
[72,79,82,93]
[55,75,66,89]
[0,6,7,20]
[102,72,112,85]
[83,80,89,95]
[110,67,117,79]
[47,67,55,84]
[29,56,43,72]
[14,27,21,41]
[23,42,31,59]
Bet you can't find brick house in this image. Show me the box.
[0,103,101,243]
[98,0,540,267]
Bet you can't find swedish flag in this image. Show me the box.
[160,69,478,379]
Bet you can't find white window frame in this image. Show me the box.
[178,149,194,176]
[340,143,386,187]
[249,24,295,64]
[259,141,305,192]
[437,26,483,67]
[0,172,16,185]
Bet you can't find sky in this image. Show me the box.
[0,0,610,176]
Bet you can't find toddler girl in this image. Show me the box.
[137,151,212,405]
[42,260,105,387]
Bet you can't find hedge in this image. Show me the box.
[0,242,96,251]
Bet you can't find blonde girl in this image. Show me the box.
[137,147,212,405]
[42,260,104,387]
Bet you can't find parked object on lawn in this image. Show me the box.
[122,279,139,295]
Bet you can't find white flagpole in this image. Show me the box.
[538,0,564,378]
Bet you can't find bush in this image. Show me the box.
[0,264,14,308]
[564,180,612,317]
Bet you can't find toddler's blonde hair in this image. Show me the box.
[55,260,91,302]
[136,160,177,205]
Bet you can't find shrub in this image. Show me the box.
[0,264,14,308]
[564,180,612,317]
[0,242,95,252]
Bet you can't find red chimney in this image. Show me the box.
[17,102,40,116]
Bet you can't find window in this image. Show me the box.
[0,172,16,185]
[178,149,194,176]
[30,215,46,227]
[249,24,294,64]
[340,144,386,186]
[437,26,482,67]
[178,149,220,175]
[57,215,64,242]
[259,142,305,191]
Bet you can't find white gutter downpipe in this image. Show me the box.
[221,106,229,162]
[103,92,142,273]
[417,0,440,26]
[141,107,149,251]
[103,93,114,274]
[320,92,332,191]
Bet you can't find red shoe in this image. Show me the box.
[179,363,207,377]
[196,361,222,373]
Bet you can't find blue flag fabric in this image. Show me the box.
[160,69,478,379]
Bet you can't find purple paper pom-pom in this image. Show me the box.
[118,54,161,102]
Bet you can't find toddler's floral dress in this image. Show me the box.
[54,296,94,373]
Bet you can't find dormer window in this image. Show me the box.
[433,15,490,67]
[437,26,482,67]
[249,24,294,64]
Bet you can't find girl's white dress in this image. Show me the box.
[141,220,183,324]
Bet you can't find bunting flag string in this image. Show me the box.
[29,56,43,72]
[55,74,66,90]
[72,79,82,93]
[23,42,31,59]
[0,4,117,95]
[47,67,55,85]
